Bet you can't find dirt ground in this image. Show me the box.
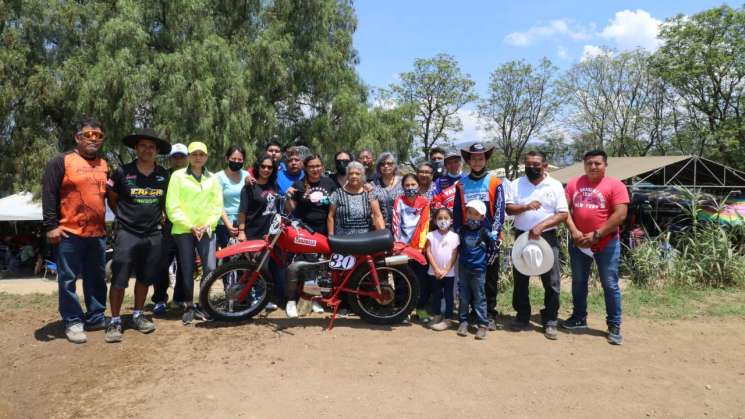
[1,284,744,419]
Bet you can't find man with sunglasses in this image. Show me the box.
[42,117,110,344]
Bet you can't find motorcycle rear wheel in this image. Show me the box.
[346,263,419,325]
[199,259,271,322]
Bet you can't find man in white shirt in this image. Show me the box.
[505,151,568,340]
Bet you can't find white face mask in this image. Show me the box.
[436,219,451,230]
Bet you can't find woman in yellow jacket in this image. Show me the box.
[166,142,223,325]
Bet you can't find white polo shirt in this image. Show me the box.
[505,174,568,232]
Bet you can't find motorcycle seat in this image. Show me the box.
[328,230,394,255]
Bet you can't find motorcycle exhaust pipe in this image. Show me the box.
[384,255,409,267]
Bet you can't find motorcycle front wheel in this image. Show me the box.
[346,263,419,325]
[199,259,272,322]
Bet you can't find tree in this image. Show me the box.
[652,5,745,167]
[478,58,560,179]
[0,0,376,194]
[559,49,683,158]
[386,53,476,164]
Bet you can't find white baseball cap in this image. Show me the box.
[169,143,188,157]
[465,200,487,216]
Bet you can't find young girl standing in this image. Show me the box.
[425,207,459,331]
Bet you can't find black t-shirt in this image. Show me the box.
[291,176,337,234]
[239,182,279,239]
[108,161,169,236]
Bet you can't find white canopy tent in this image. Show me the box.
[0,192,115,222]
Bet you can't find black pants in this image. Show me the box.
[173,233,216,304]
[511,229,561,326]
[413,262,431,310]
[485,255,500,316]
[152,230,182,304]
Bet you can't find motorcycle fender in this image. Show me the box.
[215,240,267,259]
[394,243,426,266]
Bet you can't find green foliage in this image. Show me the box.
[0,0,395,194]
[478,58,560,179]
[622,233,674,288]
[385,53,476,164]
[652,5,745,166]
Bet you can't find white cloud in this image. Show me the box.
[557,46,570,60]
[504,19,593,46]
[446,108,487,146]
[600,9,661,51]
[580,44,606,61]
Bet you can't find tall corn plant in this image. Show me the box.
[622,232,674,288]
[669,189,745,288]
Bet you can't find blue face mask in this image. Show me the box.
[404,187,418,198]
[466,219,482,229]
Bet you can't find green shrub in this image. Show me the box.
[622,233,674,288]
[670,223,745,288]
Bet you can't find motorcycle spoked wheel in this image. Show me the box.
[199,259,272,322]
[346,263,419,325]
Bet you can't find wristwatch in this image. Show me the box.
[592,230,601,241]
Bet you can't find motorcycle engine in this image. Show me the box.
[294,256,333,297]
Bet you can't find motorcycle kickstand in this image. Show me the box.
[325,299,341,331]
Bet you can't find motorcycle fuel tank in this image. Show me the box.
[278,226,331,254]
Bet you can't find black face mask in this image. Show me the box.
[431,160,444,179]
[525,166,542,181]
[228,161,243,172]
[335,160,350,175]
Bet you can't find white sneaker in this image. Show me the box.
[311,301,324,313]
[265,302,278,311]
[285,301,298,318]
[65,322,87,344]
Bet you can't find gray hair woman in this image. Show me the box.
[327,161,385,236]
[372,152,402,229]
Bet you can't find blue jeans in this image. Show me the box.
[569,238,623,327]
[56,235,107,326]
[430,275,454,318]
[458,266,488,325]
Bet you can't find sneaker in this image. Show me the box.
[182,307,194,325]
[416,309,431,323]
[457,321,469,337]
[607,325,623,345]
[544,324,559,340]
[152,302,167,316]
[265,302,278,311]
[286,301,298,318]
[84,318,107,331]
[510,319,531,332]
[311,301,325,314]
[475,325,488,340]
[131,314,156,334]
[65,322,87,344]
[430,318,451,331]
[104,321,122,343]
[193,307,211,322]
[429,315,443,326]
[561,315,588,330]
[488,317,498,331]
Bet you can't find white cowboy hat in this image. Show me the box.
[511,232,555,276]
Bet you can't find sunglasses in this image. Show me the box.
[78,130,104,141]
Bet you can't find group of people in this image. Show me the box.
[41,117,628,345]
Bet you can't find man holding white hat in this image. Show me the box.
[505,151,568,340]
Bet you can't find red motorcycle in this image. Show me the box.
[199,214,425,328]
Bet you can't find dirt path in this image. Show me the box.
[1,301,744,419]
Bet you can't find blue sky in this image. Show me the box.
[353,0,733,142]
